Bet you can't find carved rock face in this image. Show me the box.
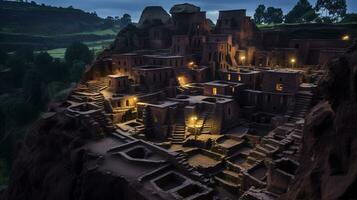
[138,6,170,27]
[282,45,357,200]
[169,3,200,14]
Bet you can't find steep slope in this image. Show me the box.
[282,41,357,199]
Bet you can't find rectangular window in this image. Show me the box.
[212,87,217,95]
[276,83,283,92]
[238,75,241,81]
[227,74,231,81]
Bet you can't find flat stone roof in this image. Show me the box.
[137,101,179,108]
[266,69,302,74]
[170,95,233,104]
[143,54,184,59]
[113,53,139,57]
[204,80,245,87]
[227,70,261,75]
[134,65,173,71]
[108,74,128,78]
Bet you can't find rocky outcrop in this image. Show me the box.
[138,6,170,27]
[282,41,357,200]
[1,114,132,200]
[169,3,200,14]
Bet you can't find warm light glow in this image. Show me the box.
[133,97,137,101]
[190,116,197,121]
[290,58,296,64]
[212,87,217,95]
[238,75,241,81]
[227,74,231,81]
[188,61,194,66]
[240,56,246,61]
[342,35,350,41]
[276,83,283,91]
[178,76,186,86]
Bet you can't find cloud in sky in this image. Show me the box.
[35,0,357,22]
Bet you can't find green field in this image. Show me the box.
[44,39,114,59]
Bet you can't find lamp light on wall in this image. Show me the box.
[240,56,246,65]
[188,61,195,67]
[290,58,296,68]
[342,35,350,41]
[178,76,185,86]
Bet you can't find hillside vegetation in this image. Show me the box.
[0,1,123,52]
[0,0,111,35]
[258,23,357,39]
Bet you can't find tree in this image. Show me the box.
[265,7,284,24]
[285,0,318,23]
[315,0,347,22]
[69,60,86,82]
[6,56,28,88]
[23,68,47,108]
[117,14,132,28]
[341,13,357,23]
[0,50,8,65]
[254,5,266,24]
[65,42,94,65]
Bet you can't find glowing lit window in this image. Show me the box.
[212,87,217,95]
[238,75,241,81]
[227,74,231,81]
[276,83,283,91]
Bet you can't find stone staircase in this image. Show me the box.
[92,111,116,133]
[287,91,313,122]
[196,111,212,134]
[87,78,109,93]
[174,152,211,185]
[171,124,186,144]
[215,169,242,191]
[91,93,106,108]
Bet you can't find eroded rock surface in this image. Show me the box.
[282,42,357,200]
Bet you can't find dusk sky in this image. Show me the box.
[36,0,357,22]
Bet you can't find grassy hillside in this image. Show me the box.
[258,23,357,39]
[0,0,111,35]
[0,1,121,52]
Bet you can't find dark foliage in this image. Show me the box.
[65,42,94,65]
[253,5,284,24]
[285,0,318,23]
[254,5,266,24]
[0,0,110,35]
[315,0,347,22]
[0,41,94,185]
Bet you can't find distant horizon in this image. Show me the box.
[22,0,357,23]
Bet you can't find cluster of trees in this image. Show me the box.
[105,14,132,29]
[254,0,348,24]
[0,42,94,185]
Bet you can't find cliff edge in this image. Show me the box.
[282,41,357,200]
